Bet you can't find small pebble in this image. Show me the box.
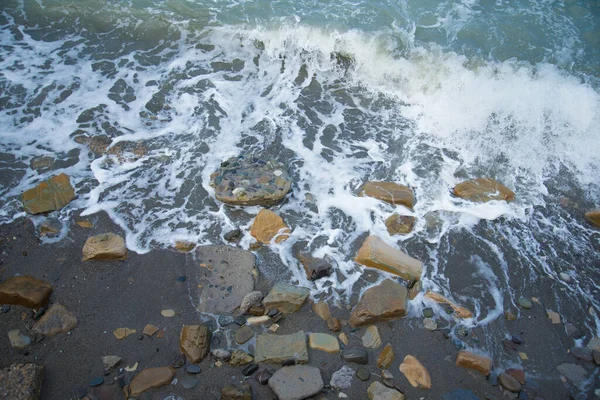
[511,334,523,344]
[452,338,465,350]
[186,365,201,374]
[89,377,104,387]
[176,276,187,282]
[422,307,434,318]
[180,375,198,389]
[233,316,246,326]
[218,315,234,327]
[423,318,437,331]
[381,370,393,380]
[518,297,532,309]
[355,367,370,381]
[172,354,186,368]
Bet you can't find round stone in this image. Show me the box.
[356,367,371,381]
[186,365,201,374]
[518,297,532,309]
[422,307,434,318]
[180,375,199,389]
[218,315,235,327]
[423,318,437,331]
[90,377,104,387]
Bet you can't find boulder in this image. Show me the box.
[21,173,76,214]
[128,367,174,397]
[0,363,44,400]
[221,384,252,400]
[585,210,600,227]
[349,279,408,327]
[452,178,514,203]
[308,333,340,353]
[255,331,308,364]
[385,214,415,236]
[424,291,473,319]
[362,325,382,348]
[82,233,127,261]
[179,325,211,363]
[250,209,291,244]
[210,155,292,206]
[378,343,394,370]
[358,181,414,208]
[262,283,309,314]
[0,276,52,308]
[367,381,405,400]
[297,253,333,281]
[355,236,422,281]
[399,355,431,389]
[455,350,491,376]
[32,304,77,336]
[268,365,324,400]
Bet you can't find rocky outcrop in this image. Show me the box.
[367,381,405,400]
[585,210,600,227]
[21,173,75,214]
[32,304,77,336]
[269,365,324,400]
[424,291,473,319]
[0,276,52,308]
[255,331,308,364]
[385,214,415,236]
[452,178,514,202]
[250,209,291,244]
[349,279,408,327]
[455,350,491,376]
[358,181,414,208]
[210,155,292,206]
[81,233,127,261]
[180,325,211,363]
[0,363,44,400]
[355,236,422,281]
[128,367,174,397]
[262,282,309,314]
[399,355,431,389]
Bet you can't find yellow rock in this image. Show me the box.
[82,233,127,262]
[179,325,211,363]
[378,343,394,370]
[142,324,159,336]
[585,210,600,227]
[76,221,93,228]
[385,214,415,236]
[355,236,422,281]
[455,350,492,376]
[424,291,473,319]
[174,241,195,252]
[21,173,76,214]
[358,181,414,208]
[250,209,291,244]
[399,355,431,389]
[338,333,349,346]
[113,328,136,340]
[312,302,331,321]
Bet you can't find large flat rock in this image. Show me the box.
[255,331,308,364]
[0,363,44,400]
[452,178,514,203]
[268,365,323,400]
[349,279,408,327]
[355,236,422,281]
[21,173,75,214]
[0,276,52,308]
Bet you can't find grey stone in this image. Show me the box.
[367,381,404,400]
[101,356,123,372]
[356,367,371,381]
[239,291,263,314]
[0,364,44,400]
[518,297,532,309]
[255,331,308,364]
[330,366,354,390]
[269,365,324,400]
[235,325,254,345]
[557,363,587,385]
[423,318,437,331]
[342,349,368,364]
[499,373,521,392]
[180,375,198,389]
[211,349,231,361]
[571,346,593,362]
[422,307,434,318]
[8,330,30,350]
[262,283,309,314]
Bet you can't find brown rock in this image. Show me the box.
[250,209,291,244]
[424,291,473,319]
[113,328,136,340]
[408,280,422,300]
[254,331,309,364]
[298,253,333,281]
[0,276,52,308]
[179,325,211,363]
[378,343,394,370]
[221,383,252,400]
[367,381,404,400]
[499,373,521,392]
[142,324,159,337]
[399,355,431,389]
[327,317,342,332]
[32,304,77,336]
[128,367,174,397]
[0,363,44,400]
[455,350,491,376]
[173,241,195,252]
[585,210,600,227]
[82,233,127,261]
[228,350,254,366]
[262,283,309,314]
[349,279,408,327]
[452,178,514,203]
[506,368,525,385]
[312,302,331,321]
[21,173,76,214]
[385,214,415,236]
[358,181,414,208]
[355,236,422,281]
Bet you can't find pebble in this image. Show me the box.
[452,338,465,350]
[172,354,186,368]
[89,377,104,387]
[211,349,231,361]
[342,348,369,364]
[356,367,371,381]
[423,318,437,331]
[499,373,521,392]
[330,366,354,390]
[571,346,593,362]
[1,305,10,313]
[234,316,247,326]
[180,375,198,389]
[186,365,201,374]
[456,325,468,337]
[242,363,258,376]
[235,325,254,344]
[382,370,393,380]
[267,309,278,317]
[176,276,186,282]
[518,297,532,309]
[161,309,176,317]
[559,272,571,282]
[422,307,434,318]
[256,369,272,385]
[511,334,523,344]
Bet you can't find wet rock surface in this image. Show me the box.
[268,365,324,400]
[355,236,422,281]
[452,178,515,202]
[81,233,127,261]
[0,276,53,308]
[262,282,309,314]
[385,214,415,236]
[21,173,76,215]
[0,363,44,400]
[250,209,291,244]
[585,210,600,227]
[32,304,77,336]
[179,325,211,363]
[349,279,408,326]
[358,181,414,208]
[128,366,174,396]
[455,351,491,376]
[255,331,308,364]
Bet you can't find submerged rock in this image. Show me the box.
[452,178,514,203]
[250,209,291,244]
[82,233,127,261]
[128,367,174,397]
[358,181,414,208]
[269,365,324,400]
[255,331,308,364]
[455,350,491,376]
[0,363,44,400]
[498,373,521,392]
[262,282,309,314]
[385,214,415,236]
[0,276,52,309]
[179,325,211,363]
[400,355,431,389]
[584,210,600,227]
[21,173,76,214]
[210,156,292,206]
[424,291,473,319]
[349,279,408,327]
[355,236,422,281]
[32,303,77,336]
[367,381,404,400]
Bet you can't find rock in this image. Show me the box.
[312,302,331,321]
[39,218,62,236]
[191,245,256,314]
[298,253,333,281]
[242,363,258,376]
[250,209,291,244]
[247,315,269,325]
[355,236,422,281]
[378,343,394,370]
[506,368,525,385]
[224,228,242,242]
[362,325,382,348]
[382,370,394,380]
[367,381,405,400]
[212,349,231,361]
[586,336,600,351]
[330,366,354,390]
[218,315,235,327]
[269,365,324,400]
[559,272,571,282]
[557,363,587,385]
[101,356,123,372]
[180,375,198,389]
[174,241,195,252]
[571,346,593,362]
[179,325,211,363]
[210,155,292,206]
[32,303,77,336]
[0,276,53,309]
[30,155,54,171]
[338,333,349,345]
[499,373,521,392]
[358,182,414,208]
[255,331,308,364]
[354,367,369,381]
[408,280,422,300]
[442,389,480,400]
[256,369,272,385]
[228,350,253,366]
[424,291,473,319]
[262,283,309,314]
[128,367,175,397]
[142,324,159,336]
[422,307,434,318]
[342,349,369,364]
[511,334,523,344]
[8,330,31,350]
[546,309,561,324]
[452,178,514,203]
[235,325,254,344]
[89,377,104,387]
[327,318,342,332]
[161,309,175,317]
[21,173,76,214]
[455,351,491,376]
[113,328,136,340]
[349,279,408,327]
[0,363,44,400]
[385,214,415,236]
[76,220,93,228]
[399,355,431,389]
[518,297,532,309]
[239,291,263,314]
[172,354,186,368]
[221,384,252,400]
[584,210,600,227]
[308,333,340,353]
[504,310,517,320]
[81,233,127,261]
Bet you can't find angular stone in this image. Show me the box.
[586,336,600,351]
[455,350,491,376]
[355,236,422,281]
[255,331,308,364]
[250,209,291,244]
[221,384,252,400]
[228,350,253,366]
[0,276,52,309]
[312,302,331,321]
[367,381,405,400]
[191,245,256,314]
[210,156,292,207]
[8,330,31,350]
[385,214,415,236]
[262,283,309,314]
[235,325,254,344]
[174,241,195,252]
[269,365,324,400]
[308,333,340,353]
[0,363,43,400]
[349,279,408,327]
[102,356,123,372]
[30,155,54,171]
[518,297,532,309]
[547,309,561,324]
[21,173,76,214]
[224,228,242,242]
[82,233,127,261]
[378,343,394,370]
[338,333,349,346]
[142,324,159,337]
[212,348,231,361]
[356,367,370,381]
[452,178,515,203]
[128,367,174,397]
[342,349,369,364]
[40,218,62,236]
[179,325,211,363]
[571,346,592,362]
[330,366,354,390]
[584,210,600,227]
[327,317,342,332]
[32,303,77,336]
[506,368,525,385]
[424,291,473,319]
[239,291,263,314]
[358,182,414,208]
[557,363,587,385]
[298,253,333,281]
[399,355,431,389]
[362,325,382,348]
[408,280,422,300]
[113,328,136,340]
